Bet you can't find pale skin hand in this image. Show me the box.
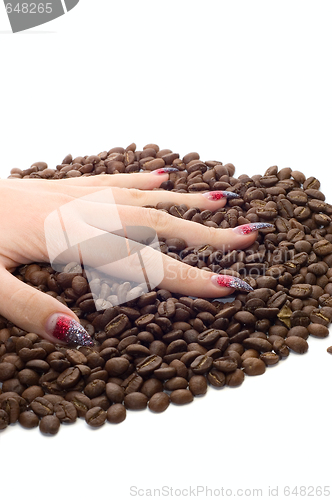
[0,172,259,344]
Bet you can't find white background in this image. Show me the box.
[0,2,332,499]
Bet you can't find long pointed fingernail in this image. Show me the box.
[211,274,254,292]
[233,223,274,235]
[152,167,179,175]
[45,314,94,346]
[202,191,240,201]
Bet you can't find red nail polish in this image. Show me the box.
[152,168,178,175]
[202,191,240,201]
[45,314,94,346]
[232,223,274,235]
[211,274,253,292]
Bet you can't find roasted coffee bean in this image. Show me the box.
[307,323,329,338]
[242,338,272,352]
[30,397,54,417]
[260,352,279,366]
[225,369,245,387]
[105,382,124,403]
[313,239,332,256]
[242,358,266,375]
[105,357,130,376]
[170,389,193,405]
[189,375,207,396]
[1,397,20,423]
[57,367,81,389]
[285,337,308,354]
[85,407,107,427]
[289,284,312,298]
[164,377,188,391]
[105,314,130,337]
[136,355,163,376]
[107,404,126,424]
[154,366,177,380]
[0,362,16,381]
[190,355,213,374]
[18,411,39,429]
[148,392,170,413]
[121,373,144,394]
[84,379,106,399]
[2,148,332,434]
[39,415,61,435]
[212,357,237,373]
[65,392,91,417]
[287,326,309,340]
[124,392,148,410]
[54,401,77,423]
[207,369,226,387]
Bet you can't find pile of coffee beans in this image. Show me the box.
[1,143,332,435]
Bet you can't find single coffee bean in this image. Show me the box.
[287,326,309,339]
[57,367,81,389]
[164,377,188,391]
[170,389,194,405]
[0,362,16,382]
[190,355,213,374]
[242,358,266,376]
[54,401,77,423]
[189,375,207,396]
[85,407,107,427]
[212,357,237,373]
[285,337,308,354]
[107,404,126,424]
[124,392,148,410]
[105,382,124,403]
[225,369,245,387]
[307,323,329,338]
[30,397,54,417]
[242,338,273,352]
[39,415,61,435]
[105,357,130,376]
[289,284,312,298]
[18,411,40,429]
[84,379,106,399]
[260,352,279,366]
[148,392,170,413]
[65,392,91,417]
[1,397,20,423]
[136,355,163,376]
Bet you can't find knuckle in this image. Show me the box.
[205,225,218,242]
[128,188,145,202]
[145,208,171,232]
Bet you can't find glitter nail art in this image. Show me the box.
[47,315,94,346]
[152,167,179,175]
[211,274,254,292]
[202,191,240,201]
[232,223,274,235]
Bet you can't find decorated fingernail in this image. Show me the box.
[233,223,274,235]
[202,191,240,201]
[211,274,254,292]
[152,167,179,175]
[46,314,94,346]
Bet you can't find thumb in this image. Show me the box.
[0,267,94,347]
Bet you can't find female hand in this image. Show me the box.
[0,169,271,346]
